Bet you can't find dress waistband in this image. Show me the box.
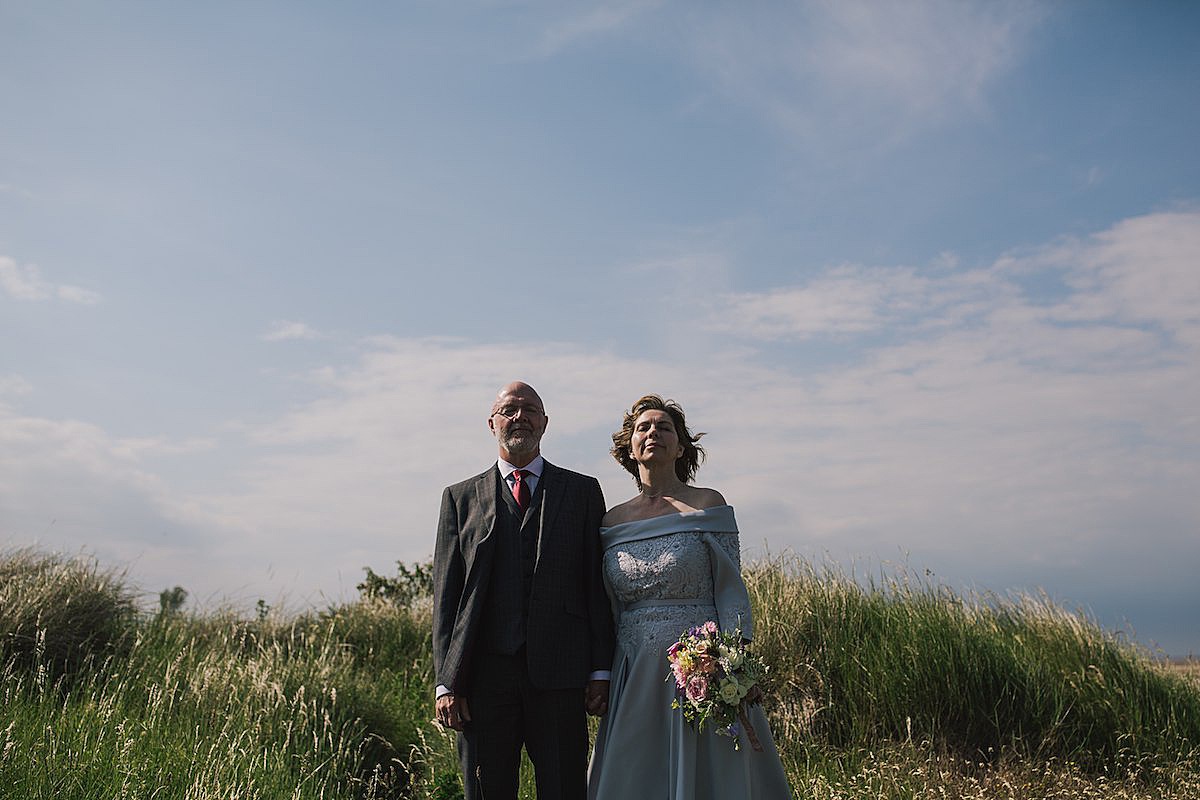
[624,597,715,612]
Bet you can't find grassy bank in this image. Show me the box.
[2,548,1198,798]
[747,556,1200,798]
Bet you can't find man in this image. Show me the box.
[433,380,615,800]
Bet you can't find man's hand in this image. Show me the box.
[584,679,610,716]
[435,693,472,731]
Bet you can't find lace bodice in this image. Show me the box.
[603,522,743,655]
[605,531,740,606]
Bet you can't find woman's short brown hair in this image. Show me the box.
[611,394,706,487]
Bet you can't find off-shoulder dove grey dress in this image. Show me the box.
[587,505,793,799]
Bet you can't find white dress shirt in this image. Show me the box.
[499,454,544,501]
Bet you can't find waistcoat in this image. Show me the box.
[478,470,541,655]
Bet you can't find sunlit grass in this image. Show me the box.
[2,611,404,798]
[748,552,1200,798]
[3,548,1198,799]
[0,548,136,683]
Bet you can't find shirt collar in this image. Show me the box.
[498,454,544,479]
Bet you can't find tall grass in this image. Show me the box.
[748,553,1200,783]
[3,548,1198,799]
[0,548,456,798]
[0,549,136,683]
[2,612,400,797]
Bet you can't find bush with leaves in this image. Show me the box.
[357,559,434,608]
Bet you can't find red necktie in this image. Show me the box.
[512,469,530,511]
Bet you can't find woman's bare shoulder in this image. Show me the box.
[602,498,639,527]
[685,486,727,509]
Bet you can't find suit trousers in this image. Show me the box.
[458,648,587,800]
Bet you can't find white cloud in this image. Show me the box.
[0,375,33,397]
[0,183,34,199]
[806,0,1034,111]
[0,256,102,304]
[712,263,1012,341]
[2,211,1196,649]
[715,267,893,340]
[508,2,1044,153]
[0,258,50,300]
[261,320,321,342]
[716,210,1200,354]
[702,211,1200,542]
[538,0,664,56]
[1040,210,1200,340]
[680,0,1045,151]
[0,402,225,606]
[175,204,1199,620]
[56,284,104,304]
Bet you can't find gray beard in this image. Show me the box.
[500,431,538,457]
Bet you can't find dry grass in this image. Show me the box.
[791,743,1200,800]
[1169,659,1200,687]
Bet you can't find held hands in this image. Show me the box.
[584,679,610,716]
[437,682,609,728]
[435,693,472,731]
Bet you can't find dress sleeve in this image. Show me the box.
[710,530,742,570]
[702,530,753,641]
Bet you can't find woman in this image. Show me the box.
[588,395,793,799]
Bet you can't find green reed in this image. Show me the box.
[3,548,1198,799]
[746,553,1200,777]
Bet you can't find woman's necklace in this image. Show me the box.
[639,479,685,502]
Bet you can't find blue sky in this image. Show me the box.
[2,2,1198,656]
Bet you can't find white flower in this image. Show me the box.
[720,644,745,670]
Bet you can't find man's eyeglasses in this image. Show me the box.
[493,404,544,420]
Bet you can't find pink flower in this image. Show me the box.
[685,675,709,703]
[702,621,720,636]
[671,663,688,689]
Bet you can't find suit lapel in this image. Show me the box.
[472,467,501,548]
[535,462,566,553]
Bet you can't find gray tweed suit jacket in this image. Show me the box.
[433,460,615,694]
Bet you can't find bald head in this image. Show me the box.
[492,381,544,414]
[487,380,549,466]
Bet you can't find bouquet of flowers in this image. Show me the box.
[666,620,767,751]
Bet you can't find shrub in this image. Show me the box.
[357,560,434,608]
[158,585,188,615]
